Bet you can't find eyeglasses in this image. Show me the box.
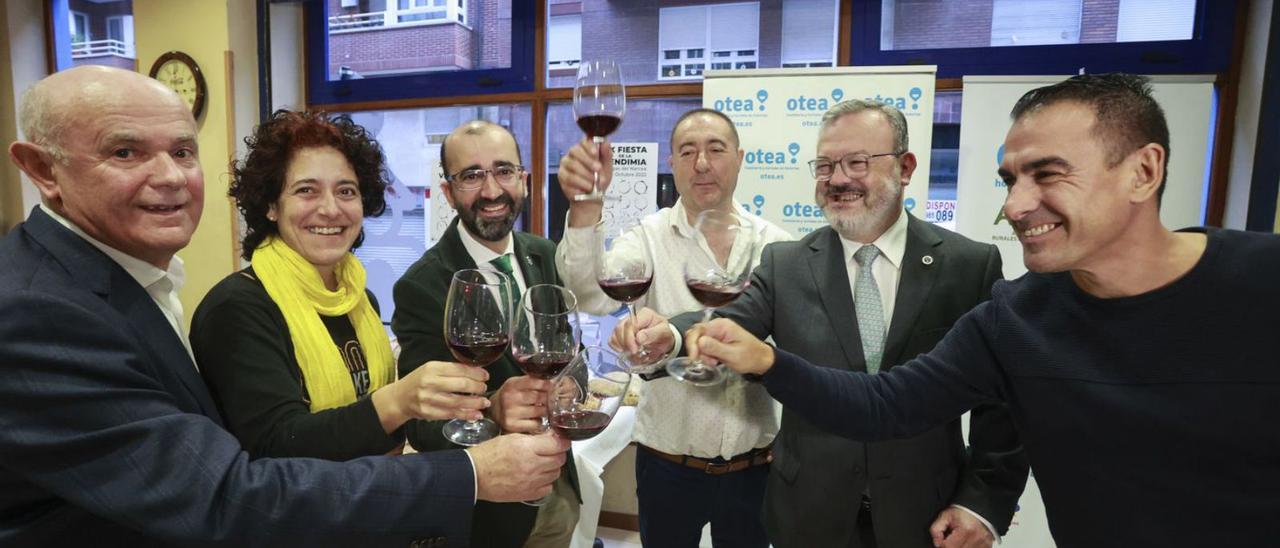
[445,165,526,192]
[807,152,903,181]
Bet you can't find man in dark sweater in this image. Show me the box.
[675,73,1280,547]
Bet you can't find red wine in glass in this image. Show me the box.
[448,335,510,367]
[686,280,744,308]
[549,410,611,441]
[598,276,653,303]
[576,114,621,139]
[514,351,576,380]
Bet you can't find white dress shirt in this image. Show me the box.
[458,223,528,295]
[41,205,194,367]
[556,199,794,459]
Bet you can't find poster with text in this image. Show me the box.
[703,66,936,236]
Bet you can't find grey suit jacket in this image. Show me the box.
[674,215,1028,548]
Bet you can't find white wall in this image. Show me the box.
[2,0,51,225]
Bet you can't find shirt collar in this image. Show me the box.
[838,208,909,270]
[457,220,515,266]
[40,204,185,291]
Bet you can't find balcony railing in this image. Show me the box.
[70,39,135,59]
[329,5,457,33]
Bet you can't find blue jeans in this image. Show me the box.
[635,447,770,548]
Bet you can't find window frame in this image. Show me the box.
[851,0,1238,77]
[304,0,536,105]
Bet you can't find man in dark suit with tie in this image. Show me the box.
[392,121,580,548]
[0,66,568,546]
[624,99,1028,547]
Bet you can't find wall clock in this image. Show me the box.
[148,51,207,118]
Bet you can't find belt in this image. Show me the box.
[638,444,772,475]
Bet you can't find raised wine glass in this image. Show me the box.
[510,284,581,506]
[443,268,515,446]
[572,59,626,202]
[595,223,663,373]
[548,345,631,442]
[665,209,758,387]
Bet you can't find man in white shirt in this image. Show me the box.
[617,100,1029,548]
[556,108,791,547]
[0,65,565,546]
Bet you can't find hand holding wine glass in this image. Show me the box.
[572,59,625,202]
[547,345,631,442]
[596,224,664,373]
[442,269,515,446]
[666,209,758,387]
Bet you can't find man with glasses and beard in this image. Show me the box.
[392,121,580,548]
[619,100,1028,548]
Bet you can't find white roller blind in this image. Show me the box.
[1117,0,1196,42]
[659,6,707,51]
[548,14,581,63]
[782,0,836,63]
[990,0,1081,46]
[708,3,759,52]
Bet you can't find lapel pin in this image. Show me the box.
[922,255,934,266]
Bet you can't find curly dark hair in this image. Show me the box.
[230,110,389,260]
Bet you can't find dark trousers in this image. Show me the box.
[634,447,769,548]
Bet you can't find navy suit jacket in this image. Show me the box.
[0,208,475,547]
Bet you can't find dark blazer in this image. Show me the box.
[0,208,474,547]
[673,215,1028,548]
[392,217,580,548]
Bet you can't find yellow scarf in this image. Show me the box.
[252,236,395,412]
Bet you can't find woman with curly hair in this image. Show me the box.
[191,110,490,460]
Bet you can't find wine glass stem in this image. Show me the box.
[592,135,605,194]
[694,307,713,367]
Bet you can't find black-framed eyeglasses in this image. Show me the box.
[445,165,526,191]
[807,152,903,181]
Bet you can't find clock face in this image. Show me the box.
[159,60,198,109]
[149,51,206,118]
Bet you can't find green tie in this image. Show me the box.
[489,254,514,277]
[489,254,520,300]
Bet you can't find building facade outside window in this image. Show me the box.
[325,0,508,79]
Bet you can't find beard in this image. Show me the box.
[819,174,904,242]
[455,191,523,242]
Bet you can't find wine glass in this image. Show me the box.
[443,269,515,446]
[548,345,631,442]
[665,209,758,387]
[595,223,663,372]
[510,284,581,506]
[572,59,626,202]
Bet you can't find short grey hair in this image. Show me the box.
[17,78,69,164]
[819,99,909,154]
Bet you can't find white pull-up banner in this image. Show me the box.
[956,75,1216,280]
[703,66,937,236]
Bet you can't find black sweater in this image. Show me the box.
[762,228,1280,548]
[191,268,403,460]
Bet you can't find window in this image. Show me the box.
[989,0,1081,47]
[344,104,533,323]
[306,1,535,104]
[547,14,581,73]
[855,0,1236,76]
[51,1,135,72]
[68,10,89,43]
[658,3,759,81]
[545,0,838,88]
[925,91,962,231]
